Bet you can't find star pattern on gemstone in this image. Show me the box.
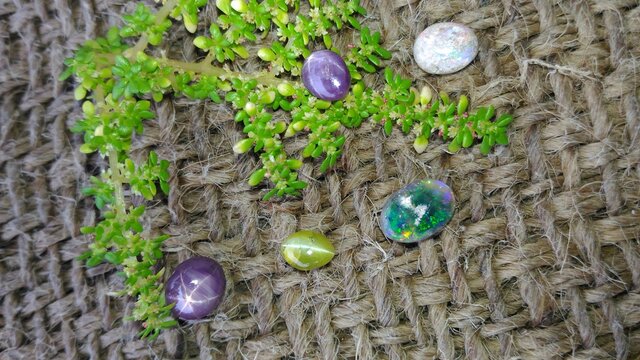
[176,272,220,316]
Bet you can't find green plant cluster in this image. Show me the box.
[63,0,513,338]
[351,68,513,155]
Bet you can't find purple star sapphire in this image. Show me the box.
[165,256,226,320]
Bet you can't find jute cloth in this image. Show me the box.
[1,0,639,358]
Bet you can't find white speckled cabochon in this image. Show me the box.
[413,22,479,75]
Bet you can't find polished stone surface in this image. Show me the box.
[301,50,351,101]
[281,230,335,271]
[165,257,226,320]
[380,179,455,243]
[413,22,478,75]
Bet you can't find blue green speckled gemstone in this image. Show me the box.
[280,230,335,271]
[380,179,455,243]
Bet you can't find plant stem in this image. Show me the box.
[125,0,179,58]
[98,50,292,89]
[108,149,127,215]
[93,86,126,215]
[155,57,292,87]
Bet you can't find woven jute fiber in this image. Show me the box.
[1,0,640,358]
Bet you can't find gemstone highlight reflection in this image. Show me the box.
[379,179,455,243]
[165,257,226,320]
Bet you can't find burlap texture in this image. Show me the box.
[1,0,639,358]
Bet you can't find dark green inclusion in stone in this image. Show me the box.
[380,179,455,243]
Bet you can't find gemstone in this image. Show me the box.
[413,22,478,75]
[301,50,351,101]
[280,230,335,271]
[379,179,455,243]
[165,256,226,320]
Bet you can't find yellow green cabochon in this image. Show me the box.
[280,230,335,271]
